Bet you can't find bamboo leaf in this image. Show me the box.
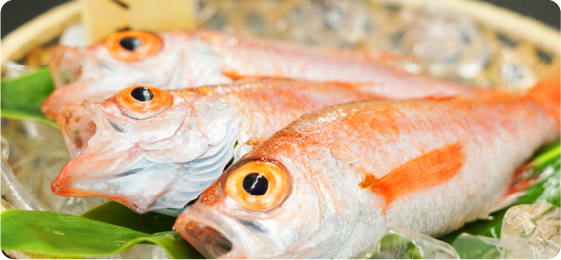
[1,209,203,259]
[80,201,177,234]
[1,110,59,128]
[1,67,57,126]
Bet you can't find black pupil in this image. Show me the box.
[119,37,143,51]
[242,173,269,196]
[131,87,154,102]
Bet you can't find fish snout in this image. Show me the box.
[51,157,89,197]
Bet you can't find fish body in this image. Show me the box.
[51,79,377,214]
[42,30,477,119]
[174,74,560,258]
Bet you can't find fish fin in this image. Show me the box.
[421,96,461,102]
[526,70,560,125]
[486,193,522,216]
[364,50,415,64]
[223,69,245,80]
[245,139,262,146]
[362,143,464,211]
[489,163,538,215]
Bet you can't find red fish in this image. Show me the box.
[174,73,560,258]
[42,30,478,119]
[51,79,379,214]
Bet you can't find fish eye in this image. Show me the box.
[226,160,289,211]
[115,84,172,119]
[131,87,154,102]
[242,173,269,196]
[119,37,143,51]
[103,31,161,62]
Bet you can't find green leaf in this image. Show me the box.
[450,234,501,259]
[80,201,178,234]
[440,140,561,251]
[1,209,203,259]
[1,110,59,128]
[1,67,57,125]
[1,68,55,115]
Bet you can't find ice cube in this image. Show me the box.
[1,118,105,214]
[498,49,537,90]
[464,202,561,259]
[501,202,560,258]
[388,9,489,79]
[277,0,375,48]
[352,227,460,259]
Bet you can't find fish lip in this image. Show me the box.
[174,206,240,258]
[175,205,268,259]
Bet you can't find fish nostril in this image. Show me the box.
[109,120,124,133]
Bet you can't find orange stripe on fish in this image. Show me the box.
[360,143,464,213]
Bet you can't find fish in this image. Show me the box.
[50,78,381,215]
[173,72,560,258]
[41,30,478,119]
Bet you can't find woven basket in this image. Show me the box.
[2,0,559,62]
[0,0,559,258]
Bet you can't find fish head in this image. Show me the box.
[175,141,361,258]
[51,84,241,214]
[43,31,188,119]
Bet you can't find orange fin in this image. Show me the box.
[526,70,560,125]
[361,143,464,212]
[223,69,245,80]
[245,139,262,146]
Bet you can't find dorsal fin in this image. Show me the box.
[361,142,464,213]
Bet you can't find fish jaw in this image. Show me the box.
[51,148,180,213]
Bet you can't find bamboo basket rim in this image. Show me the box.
[1,0,560,68]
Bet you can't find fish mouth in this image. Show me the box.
[175,205,266,259]
[51,154,174,213]
[176,213,236,258]
[57,103,97,158]
[50,46,84,87]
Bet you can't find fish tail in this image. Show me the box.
[526,70,560,125]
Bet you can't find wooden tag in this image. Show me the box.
[81,0,196,45]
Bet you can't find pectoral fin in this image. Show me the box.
[361,143,464,211]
